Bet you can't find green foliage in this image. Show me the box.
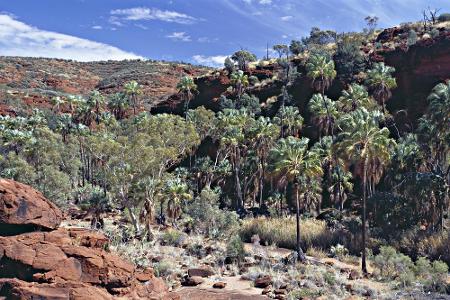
[226,235,246,263]
[186,187,239,238]
[306,54,337,93]
[407,29,418,46]
[334,34,367,81]
[438,13,450,22]
[231,50,257,71]
[160,229,185,247]
[365,62,397,107]
[289,40,304,55]
[374,246,449,292]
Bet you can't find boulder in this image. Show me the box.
[0,179,62,234]
[0,180,179,299]
[212,282,227,289]
[188,266,215,278]
[0,278,113,300]
[181,276,204,286]
[254,275,272,288]
[348,269,361,280]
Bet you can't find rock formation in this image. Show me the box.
[0,179,179,300]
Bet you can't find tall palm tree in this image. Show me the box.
[249,117,280,207]
[88,90,105,124]
[269,136,323,261]
[230,70,249,100]
[306,54,337,95]
[365,63,397,112]
[308,94,338,137]
[336,108,395,274]
[177,76,198,116]
[124,80,142,115]
[337,84,378,113]
[215,109,253,211]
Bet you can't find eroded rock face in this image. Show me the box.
[0,179,63,234]
[0,179,179,300]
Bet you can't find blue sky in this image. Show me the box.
[1,0,449,66]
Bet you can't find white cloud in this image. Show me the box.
[0,14,143,61]
[92,25,103,30]
[110,7,197,24]
[166,32,191,42]
[192,55,227,67]
[280,16,293,21]
[259,0,272,4]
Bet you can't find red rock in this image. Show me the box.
[212,282,227,289]
[188,266,215,278]
[0,179,63,232]
[181,276,204,286]
[254,275,272,288]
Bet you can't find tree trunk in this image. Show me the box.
[259,164,264,207]
[127,206,141,236]
[361,156,369,274]
[295,181,306,262]
[234,147,244,211]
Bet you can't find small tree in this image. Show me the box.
[231,50,257,71]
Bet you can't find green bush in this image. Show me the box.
[240,217,340,251]
[373,246,449,292]
[438,13,450,22]
[226,235,246,263]
[185,187,239,238]
[160,229,185,247]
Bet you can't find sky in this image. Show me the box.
[0,0,449,67]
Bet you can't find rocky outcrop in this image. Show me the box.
[0,179,63,235]
[0,179,179,300]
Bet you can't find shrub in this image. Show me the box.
[160,229,185,247]
[240,217,340,251]
[430,28,440,38]
[407,30,417,46]
[185,187,239,238]
[438,13,450,22]
[226,235,246,263]
[373,246,414,280]
[330,244,349,259]
[153,260,175,277]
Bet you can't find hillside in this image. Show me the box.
[0,57,211,115]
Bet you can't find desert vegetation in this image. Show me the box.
[1,12,450,299]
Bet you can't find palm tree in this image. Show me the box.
[165,179,192,226]
[124,80,142,115]
[88,90,105,124]
[338,84,378,113]
[215,109,253,211]
[269,136,323,261]
[249,117,280,207]
[274,106,304,138]
[108,93,129,120]
[230,70,249,100]
[365,63,397,112]
[177,76,198,116]
[308,94,338,137]
[306,54,337,95]
[336,108,395,274]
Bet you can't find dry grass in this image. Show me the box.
[240,217,340,251]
